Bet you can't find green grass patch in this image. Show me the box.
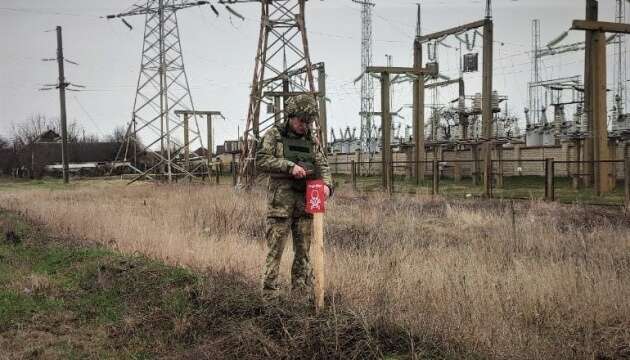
[334,173,627,206]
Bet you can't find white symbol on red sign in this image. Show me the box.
[309,190,322,210]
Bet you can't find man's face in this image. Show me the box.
[289,116,310,135]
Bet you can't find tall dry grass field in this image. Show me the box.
[1,181,629,359]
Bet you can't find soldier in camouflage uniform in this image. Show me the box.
[256,94,333,300]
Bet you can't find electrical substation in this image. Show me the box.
[96,0,630,203]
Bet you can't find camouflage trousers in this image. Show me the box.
[262,216,313,298]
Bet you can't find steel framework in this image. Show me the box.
[352,0,375,152]
[107,0,208,183]
[238,0,320,187]
[614,0,628,119]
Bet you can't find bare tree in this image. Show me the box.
[11,114,50,147]
[104,126,127,143]
[0,135,8,150]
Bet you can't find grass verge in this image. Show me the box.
[0,209,468,359]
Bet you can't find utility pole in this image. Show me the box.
[416,12,492,194]
[413,2,425,185]
[482,10,494,197]
[56,26,70,184]
[174,110,224,182]
[381,72,392,193]
[318,64,328,147]
[367,65,438,194]
[572,1,630,194]
[583,0,597,188]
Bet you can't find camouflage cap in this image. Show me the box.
[286,94,318,120]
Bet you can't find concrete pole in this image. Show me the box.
[482,19,494,197]
[56,26,69,184]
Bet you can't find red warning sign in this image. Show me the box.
[305,179,326,214]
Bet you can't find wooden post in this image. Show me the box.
[515,144,522,176]
[625,157,630,211]
[574,139,582,190]
[207,114,213,182]
[381,72,393,194]
[482,18,494,197]
[496,146,504,188]
[184,113,190,172]
[432,159,439,195]
[610,142,618,190]
[351,160,357,191]
[545,158,555,201]
[232,153,238,186]
[312,212,325,312]
[215,161,220,185]
[583,0,597,188]
[306,180,327,313]
[318,64,328,147]
[593,29,610,195]
[413,38,425,186]
[454,157,462,183]
[472,144,479,186]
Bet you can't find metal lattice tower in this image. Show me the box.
[529,19,542,126]
[614,0,628,118]
[238,0,319,187]
[107,0,208,183]
[353,0,375,152]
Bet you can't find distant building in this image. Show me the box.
[19,139,121,178]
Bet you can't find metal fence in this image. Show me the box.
[329,158,630,207]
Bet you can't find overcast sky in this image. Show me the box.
[0,0,626,146]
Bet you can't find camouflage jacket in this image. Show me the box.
[256,125,332,217]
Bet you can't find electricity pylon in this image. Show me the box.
[106,0,209,183]
[352,0,375,153]
[237,0,320,187]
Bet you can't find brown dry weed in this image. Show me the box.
[1,181,629,359]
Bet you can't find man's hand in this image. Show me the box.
[291,165,307,179]
[324,185,330,200]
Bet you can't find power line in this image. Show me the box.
[0,7,99,17]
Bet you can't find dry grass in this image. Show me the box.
[1,180,629,359]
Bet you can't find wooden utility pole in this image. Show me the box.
[481,18,494,197]
[572,0,630,194]
[208,115,216,179]
[56,26,70,184]
[367,66,437,194]
[413,40,425,186]
[592,28,609,194]
[183,113,190,171]
[584,0,597,189]
[381,72,392,193]
[174,110,223,182]
[317,64,328,147]
[413,4,425,186]
[416,18,491,192]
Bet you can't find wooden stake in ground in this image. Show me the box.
[305,180,327,312]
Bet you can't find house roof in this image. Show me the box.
[35,130,61,143]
